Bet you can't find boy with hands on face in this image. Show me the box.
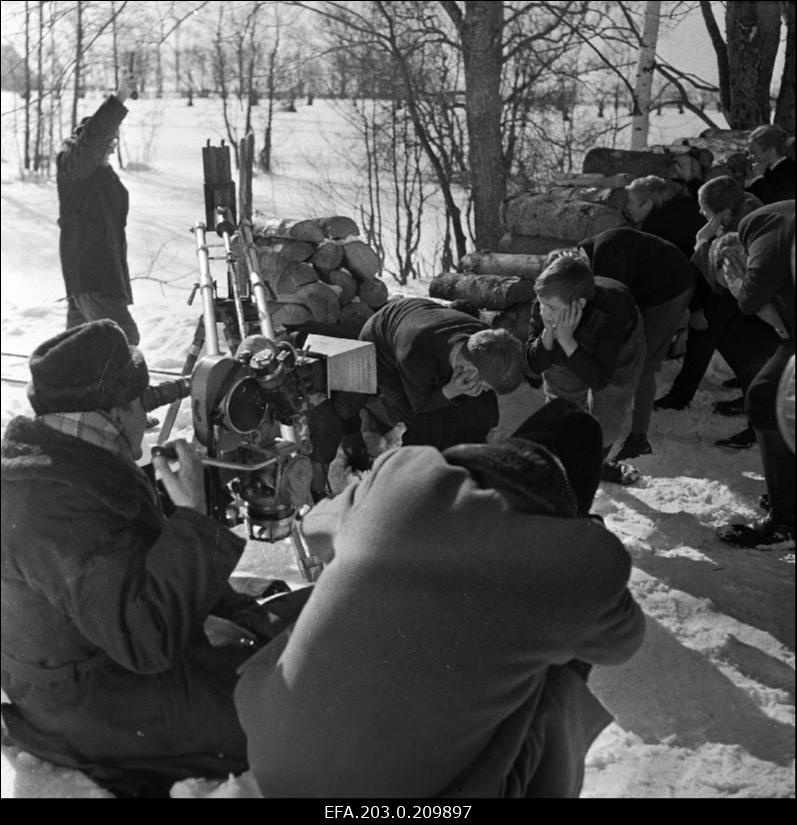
[526,252,646,485]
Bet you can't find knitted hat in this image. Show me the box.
[511,398,603,516]
[27,320,149,415]
[443,438,578,518]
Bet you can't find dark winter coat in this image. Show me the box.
[56,95,133,302]
[747,157,795,205]
[580,227,696,311]
[0,416,250,791]
[737,200,795,342]
[235,446,645,798]
[639,192,706,260]
[525,277,641,391]
[359,297,491,416]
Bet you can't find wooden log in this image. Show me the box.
[252,215,326,243]
[501,192,627,241]
[255,237,315,263]
[296,281,341,324]
[497,234,571,256]
[358,276,389,309]
[339,300,375,329]
[548,183,628,212]
[551,172,634,188]
[326,267,358,304]
[269,302,314,329]
[458,251,546,279]
[311,239,344,272]
[315,215,360,239]
[275,261,319,295]
[342,239,381,281]
[582,147,674,178]
[492,302,532,342]
[429,273,534,311]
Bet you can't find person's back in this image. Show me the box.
[579,226,696,310]
[361,297,489,404]
[736,199,795,339]
[235,434,644,797]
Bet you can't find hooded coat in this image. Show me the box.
[0,416,250,794]
[56,95,133,302]
[234,445,645,798]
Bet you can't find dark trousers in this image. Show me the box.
[746,341,795,529]
[668,292,779,403]
[66,292,140,346]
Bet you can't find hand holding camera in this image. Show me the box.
[116,71,139,104]
[152,439,206,514]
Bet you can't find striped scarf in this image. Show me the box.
[38,411,158,507]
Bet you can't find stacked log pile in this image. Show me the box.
[429,251,549,342]
[250,214,387,336]
[497,184,629,255]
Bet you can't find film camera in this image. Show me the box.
[151,139,375,581]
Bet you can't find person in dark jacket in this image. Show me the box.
[358,297,524,450]
[716,200,795,547]
[624,175,706,260]
[525,252,645,485]
[654,177,778,450]
[57,72,140,345]
[745,125,795,206]
[0,320,258,797]
[234,400,645,798]
[579,227,696,461]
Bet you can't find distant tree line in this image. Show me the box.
[1,0,793,275]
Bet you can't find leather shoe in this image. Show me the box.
[713,396,745,416]
[717,514,793,547]
[715,426,756,449]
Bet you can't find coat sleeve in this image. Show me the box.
[737,212,789,316]
[563,309,631,391]
[566,528,646,666]
[57,95,127,181]
[525,300,559,374]
[27,496,246,674]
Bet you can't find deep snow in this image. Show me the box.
[1,93,794,799]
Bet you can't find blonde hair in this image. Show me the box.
[626,175,670,206]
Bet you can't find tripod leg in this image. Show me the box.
[157,319,206,445]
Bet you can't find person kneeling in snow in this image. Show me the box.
[1,320,261,797]
[234,399,645,797]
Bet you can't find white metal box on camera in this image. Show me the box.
[303,334,377,395]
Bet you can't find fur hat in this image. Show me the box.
[511,398,603,516]
[27,320,149,415]
[443,438,578,518]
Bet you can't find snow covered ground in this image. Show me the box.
[1,93,794,799]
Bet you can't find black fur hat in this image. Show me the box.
[27,320,149,415]
[511,398,604,516]
[443,438,578,518]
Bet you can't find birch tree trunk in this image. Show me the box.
[630,0,661,151]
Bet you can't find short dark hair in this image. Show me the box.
[698,175,745,215]
[749,125,789,155]
[534,255,596,303]
[462,328,523,394]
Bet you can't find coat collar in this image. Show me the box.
[2,415,153,520]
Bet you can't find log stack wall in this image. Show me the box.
[249,213,389,338]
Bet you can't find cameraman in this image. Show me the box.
[57,71,140,346]
[1,320,254,797]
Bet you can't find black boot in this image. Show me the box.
[717,426,794,547]
[715,424,756,449]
